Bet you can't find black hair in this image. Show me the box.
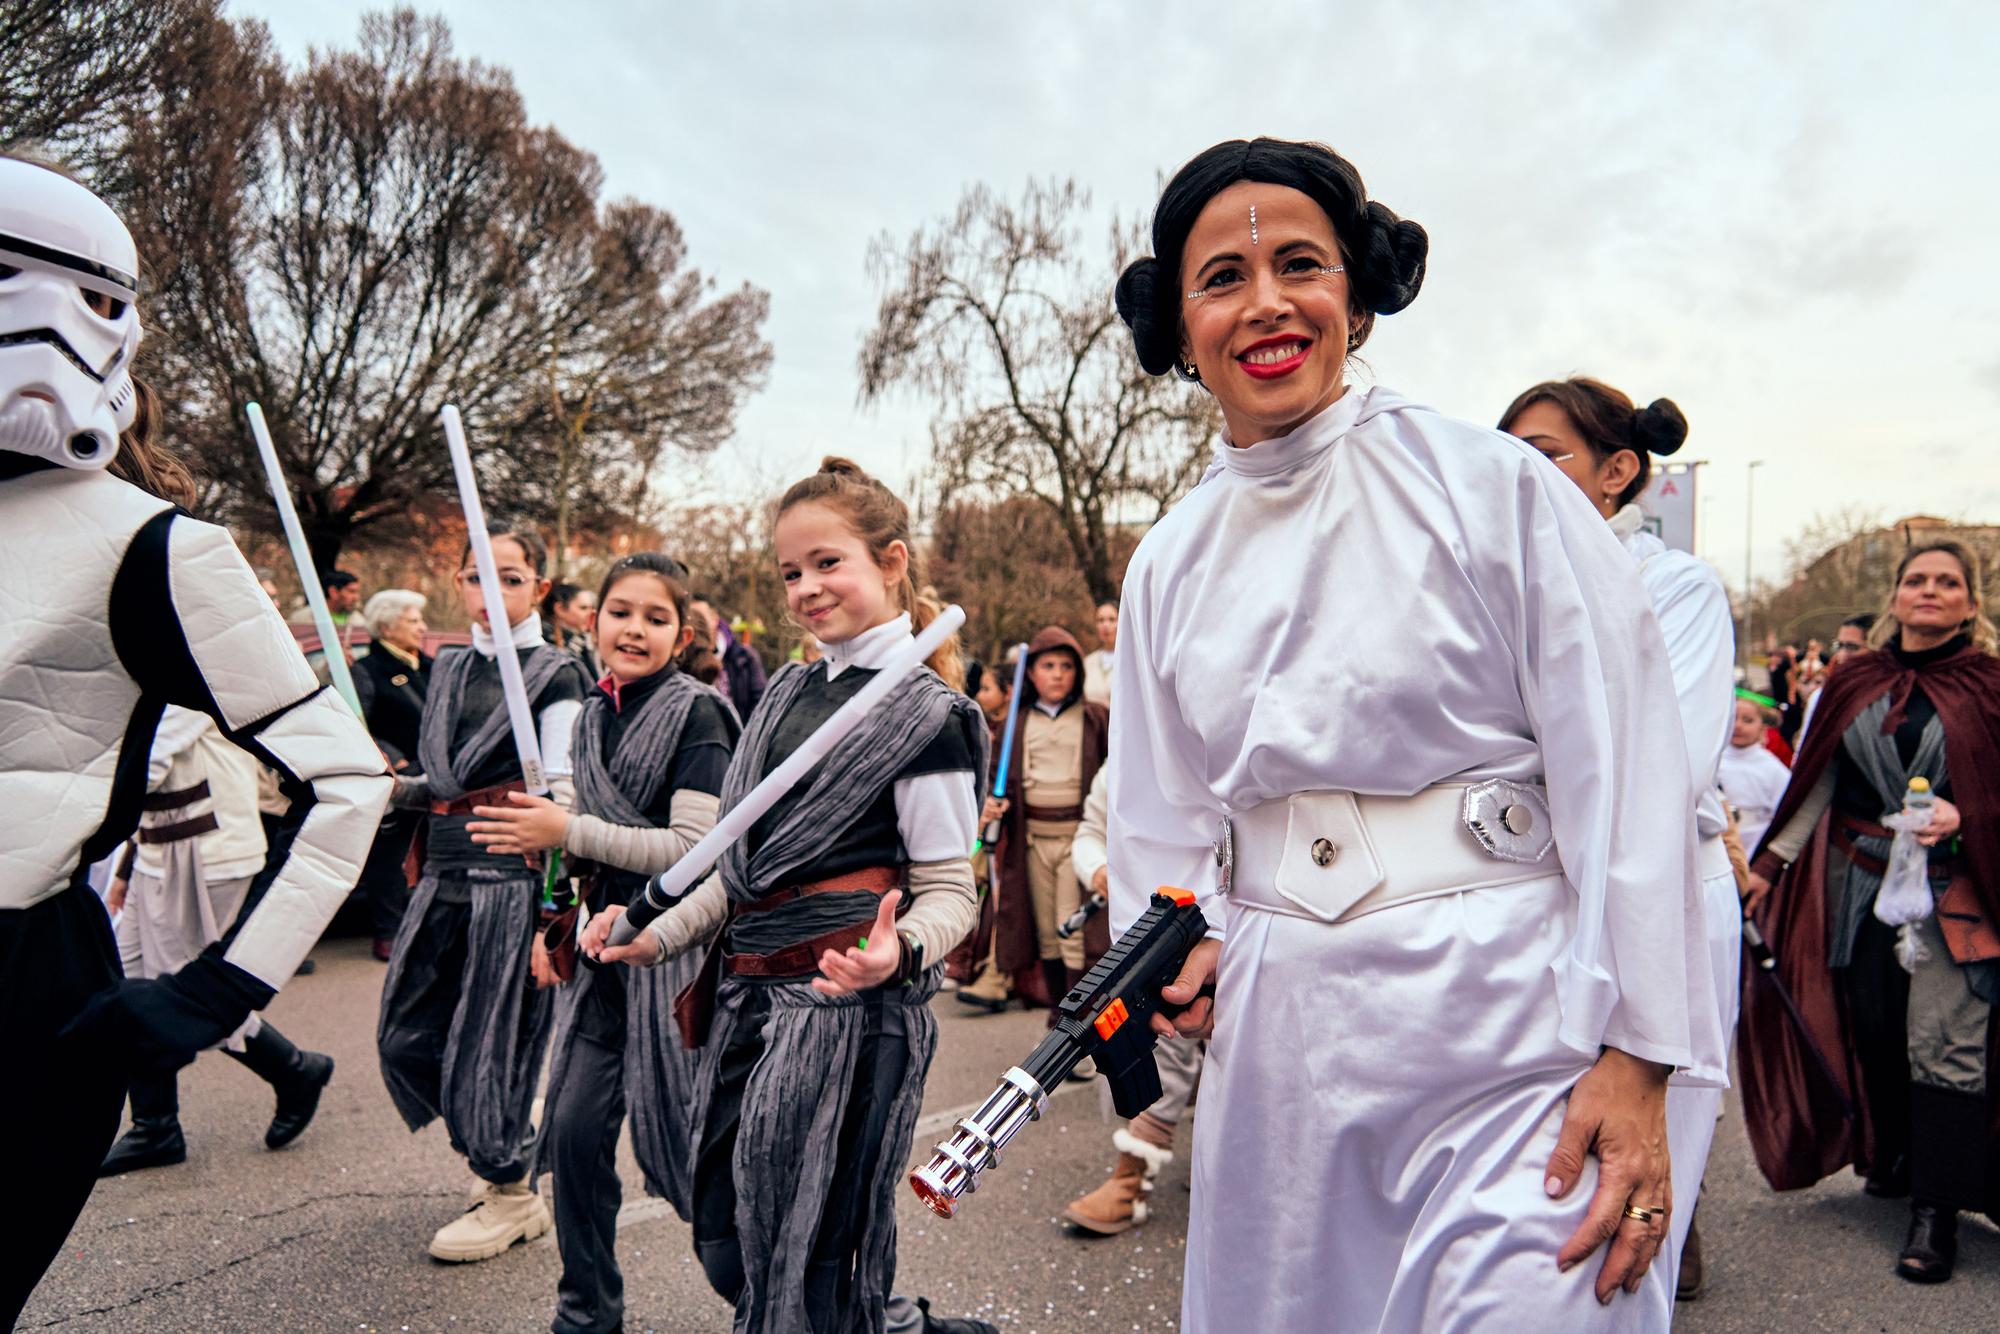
[1498,377,1688,510]
[460,523,549,576]
[1115,138,1428,378]
[964,660,986,699]
[1840,612,1878,633]
[323,569,359,590]
[595,552,691,616]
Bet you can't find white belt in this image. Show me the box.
[1219,781,1559,926]
[1697,833,1733,881]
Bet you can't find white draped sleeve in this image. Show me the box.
[1107,553,1223,942]
[1483,462,1721,1078]
[1638,546,1737,839]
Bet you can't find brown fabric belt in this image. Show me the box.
[733,864,901,916]
[1024,803,1084,823]
[1833,811,1956,879]
[139,813,220,844]
[723,864,902,978]
[430,779,527,817]
[144,780,210,811]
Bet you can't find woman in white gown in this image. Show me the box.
[1501,379,1738,1298]
[1106,138,1723,1332]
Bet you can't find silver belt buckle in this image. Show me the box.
[1213,815,1235,897]
[1462,779,1554,864]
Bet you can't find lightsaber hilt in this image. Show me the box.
[910,1066,1050,1219]
[245,403,362,717]
[1742,917,1776,971]
[1057,892,1105,939]
[606,606,968,949]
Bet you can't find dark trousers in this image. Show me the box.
[691,988,911,1332]
[1841,915,1993,1210]
[360,809,419,942]
[2,889,128,1329]
[546,969,628,1334]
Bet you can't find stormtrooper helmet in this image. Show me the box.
[0,157,143,469]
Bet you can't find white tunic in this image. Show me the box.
[1718,741,1792,855]
[1608,504,1741,1281]
[1107,388,1720,1331]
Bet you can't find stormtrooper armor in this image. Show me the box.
[1,162,391,1328]
[0,157,142,469]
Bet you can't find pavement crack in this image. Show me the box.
[30,1227,327,1327]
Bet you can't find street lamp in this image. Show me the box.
[1744,459,1766,666]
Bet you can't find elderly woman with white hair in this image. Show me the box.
[354,589,432,957]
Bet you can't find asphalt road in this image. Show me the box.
[20,936,1999,1332]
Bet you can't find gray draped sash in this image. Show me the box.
[1827,692,1949,966]
[416,642,577,801]
[570,669,719,826]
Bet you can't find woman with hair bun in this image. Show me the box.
[1107,138,1719,1330]
[1503,378,1738,1299]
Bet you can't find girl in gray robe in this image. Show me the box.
[376,525,592,1263]
[470,553,739,1334]
[588,459,988,1334]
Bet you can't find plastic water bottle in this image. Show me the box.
[1901,776,1935,829]
[1875,777,1938,969]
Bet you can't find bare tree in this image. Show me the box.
[929,494,1130,662]
[0,0,210,172]
[112,9,769,569]
[858,180,1217,603]
[496,202,771,576]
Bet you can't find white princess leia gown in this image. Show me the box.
[1107,387,1725,1333]
[1605,503,1741,1283]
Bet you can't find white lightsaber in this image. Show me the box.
[441,405,549,796]
[608,604,967,946]
[246,403,361,716]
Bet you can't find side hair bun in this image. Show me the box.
[1349,201,1430,316]
[1632,398,1688,457]
[1113,256,1181,377]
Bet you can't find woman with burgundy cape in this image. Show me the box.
[1739,540,2000,1284]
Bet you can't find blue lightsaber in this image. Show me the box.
[975,643,1030,856]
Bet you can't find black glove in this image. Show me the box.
[60,953,275,1074]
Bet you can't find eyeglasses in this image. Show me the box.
[1187,263,1345,303]
[455,570,533,590]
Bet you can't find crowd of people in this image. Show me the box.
[5,138,1997,1334]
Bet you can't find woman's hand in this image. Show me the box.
[1546,1047,1673,1304]
[1742,871,1773,915]
[1149,937,1221,1040]
[529,935,561,989]
[1917,797,1961,847]
[467,791,569,856]
[812,892,904,997]
[580,903,665,967]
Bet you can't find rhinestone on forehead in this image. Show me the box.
[1249,204,1259,246]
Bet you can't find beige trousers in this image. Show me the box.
[1027,818,1085,969]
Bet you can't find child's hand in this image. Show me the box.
[582,903,666,967]
[980,797,1009,826]
[811,891,903,996]
[529,935,562,989]
[468,791,569,856]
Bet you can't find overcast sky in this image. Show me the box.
[236,0,2000,592]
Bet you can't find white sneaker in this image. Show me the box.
[428,1179,552,1262]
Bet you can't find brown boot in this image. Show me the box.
[1062,1130,1173,1236]
[1676,1215,1705,1300]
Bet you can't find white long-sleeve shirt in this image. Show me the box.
[1107,387,1721,1076]
[1718,742,1792,855]
[1608,506,1736,840]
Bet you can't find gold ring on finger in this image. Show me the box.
[1621,1204,1665,1223]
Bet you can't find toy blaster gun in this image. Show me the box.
[910,887,1209,1219]
[1056,892,1105,939]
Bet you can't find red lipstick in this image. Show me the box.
[1236,335,1312,381]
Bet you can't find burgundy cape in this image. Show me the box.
[1738,639,2000,1209]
